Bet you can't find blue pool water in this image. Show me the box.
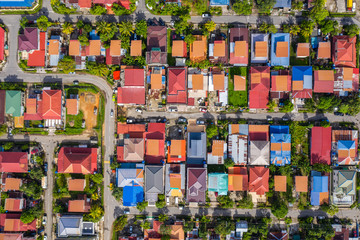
[0,0,35,7]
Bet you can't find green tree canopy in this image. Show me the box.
[136,201,148,212]
[271,200,288,219]
[140,220,151,229]
[217,195,234,208]
[20,17,28,29]
[112,187,123,201]
[158,214,168,223]
[58,56,75,74]
[62,22,74,35]
[90,173,103,184]
[256,0,276,13]
[319,19,339,35]
[85,61,109,77]
[20,181,42,199]
[135,20,148,38]
[29,167,44,181]
[118,21,134,37]
[300,20,315,38]
[37,15,52,31]
[309,0,329,23]
[214,221,235,238]
[78,33,90,46]
[343,24,360,37]
[232,0,253,15]
[96,21,118,42]
[90,4,106,15]
[113,215,128,232]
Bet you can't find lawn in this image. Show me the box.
[228,67,248,107]
[66,110,84,129]
[290,42,309,66]
[167,29,176,66]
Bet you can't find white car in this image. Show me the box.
[135,108,143,113]
[110,109,114,117]
[42,216,47,225]
[43,234,47,240]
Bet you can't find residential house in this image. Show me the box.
[332,224,350,240]
[311,126,332,165]
[0,213,36,231]
[207,140,227,164]
[311,171,329,206]
[18,27,38,52]
[234,75,246,91]
[0,234,24,239]
[118,138,145,163]
[251,33,269,64]
[208,173,228,195]
[130,40,142,57]
[228,124,249,165]
[187,132,206,165]
[270,33,290,67]
[5,90,22,118]
[291,66,313,99]
[57,147,98,174]
[48,35,62,66]
[145,123,166,164]
[186,168,207,204]
[314,70,334,93]
[248,167,269,203]
[146,26,167,65]
[167,139,186,163]
[268,231,289,240]
[249,67,270,109]
[296,43,309,58]
[66,96,79,116]
[117,68,146,105]
[0,152,28,173]
[270,70,291,99]
[116,164,144,206]
[190,35,207,62]
[248,125,270,166]
[2,178,22,191]
[209,0,229,5]
[332,170,356,206]
[68,179,86,192]
[144,220,162,240]
[145,165,164,206]
[274,175,287,192]
[230,221,248,239]
[167,67,187,105]
[24,89,63,127]
[334,67,359,96]
[106,40,122,65]
[4,195,25,212]
[0,27,5,62]
[0,90,5,124]
[228,167,248,191]
[229,27,249,66]
[209,34,228,64]
[332,129,358,165]
[58,215,94,237]
[332,35,356,68]
[172,40,187,58]
[170,224,185,240]
[68,195,91,213]
[187,72,208,106]
[149,68,166,90]
[317,42,331,59]
[209,71,228,106]
[18,28,46,67]
[270,125,291,166]
[295,176,308,192]
[165,164,185,200]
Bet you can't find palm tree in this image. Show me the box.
[118,21,134,37]
[96,21,117,42]
[20,17,28,29]
[158,214,168,223]
[204,20,216,33]
[62,22,74,35]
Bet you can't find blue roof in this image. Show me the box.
[292,66,313,89]
[123,186,144,206]
[270,133,291,166]
[229,124,248,135]
[270,125,289,134]
[274,0,291,8]
[0,0,34,7]
[311,174,328,206]
[271,33,290,66]
[89,30,100,40]
[210,0,229,5]
[187,132,206,165]
[338,140,355,150]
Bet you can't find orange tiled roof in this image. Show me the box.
[170,225,184,240]
[69,40,80,56]
[234,75,246,91]
[68,200,89,213]
[172,40,186,57]
[169,140,185,156]
[295,176,308,192]
[212,140,225,156]
[276,42,288,58]
[48,39,59,55]
[26,98,37,114]
[66,99,78,115]
[234,41,247,57]
[213,74,225,90]
[292,80,303,91]
[130,40,142,56]
[317,70,334,81]
[151,74,163,90]
[4,178,21,191]
[190,35,207,61]
[297,43,309,57]
[191,74,204,90]
[318,42,331,59]
[68,179,86,191]
[213,40,225,57]
[255,41,267,58]
[169,173,182,189]
[274,175,287,192]
[89,40,101,56]
[110,40,121,56]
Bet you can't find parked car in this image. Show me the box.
[73,80,79,85]
[135,108,143,114]
[159,18,165,26]
[282,116,290,121]
[334,112,344,116]
[177,117,187,124]
[266,116,272,121]
[44,162,48,172]
[199,108,207,113]
[110,109,114,117]
[127,118,135,124]
[42,215,47,225]
[196,119,205,125]
[202,13,211,18]
[43,234,47,240]
[94,107,98,115]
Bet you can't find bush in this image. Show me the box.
[271,200,288,219]
[112,187,123,201]
[156,194,166,209]
[136,201,148,212]
[217,195,234,208]
[209,6,222,16]
[90,4,106,15]
[237,195,254,209]
[233,0,252,15]
[113,215,128,232]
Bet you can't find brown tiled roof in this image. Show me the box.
[213,40,225,57]
[318,70,334,81]
[69,40,80,56]
[234,75,246,91]
[292,80,303,91]
[68,199,89,213]
[151,74,163,90]
[276,42,288,57]
[213,74,225,90]
[110,40,121,56]
[255,41,267,57]
[212,140,225,156]
[48,39,59,55]
[191,74,204,90]
[68,179,86,191]
[190,35,207,61]
[26,98,37,114]
[131,40,142,56]
[295,176,308,192]
[66,99,78,115]
[170,225,184,240]
[274,175,287,192]
[318,42,331,59]
[4,199,23,212]
[234,41,247,57]
[4,178,21,191]
[89,40,101,56]
[297,43,309,57]
[172,40,186,57]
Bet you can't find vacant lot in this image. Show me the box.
[79,92,100,130]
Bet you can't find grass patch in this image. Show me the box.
[290,42,309,66]
[228,67,247,107]
[66,110,84,129]
[13,128,48,135]
[329,12,355,17]
[167,29,176,66]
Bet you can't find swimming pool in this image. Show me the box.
[0,0,35,8]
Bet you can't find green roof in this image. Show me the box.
[5,90,21,117]
[208,173,228,195]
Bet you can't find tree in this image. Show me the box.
[289,25,300,36]
[343,24,360,37]
[96,21,117,42]
[280,99,294,113]
[20,209,36,224]
[135,20,148,38]
[113,215,128,232]
[206,124,218,139]
[319,19,339,35]
[156,194,166,209]
[309,0,329,23]
[200,216,211,223]
[174,19,189,35]
[224,158,234,169]
[90,173,103,184]
[90,4,106,15]
[20,181,42,199]
[214,221,235,238]
[136,201,148,212]
[118,21,134,37]
[62,22,74,35]
[232,0,253,15]
[256,0,276,13]
[20,17,28,29]
[202,21,216,35]
[112,3,132,15]
[112,187,123,201]
[37,16,52,31]
[140,220,151,229]
[87,204,104,222]
[160,225,172,235]
[58,56,75,74]
[83,23,93,33]
[217,195,234,208]
[292,0,303,10]
[267,100,277,112]
[29,167,44,181]
[78,33,90,46]
[3,142,14,151]
[300,20,315,38]
[237,195,254,209]
[183,221,195,232]
[85,61,109,77]
[184,34,196,45]
[259,22,277,33]
[76,20,84,29]
[158,214,168,223]
[313,163,332,172]
[271,200,288,219]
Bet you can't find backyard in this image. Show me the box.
[228,67,247,107]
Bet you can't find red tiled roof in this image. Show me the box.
[249,90,269,109]
[249,167,269,195]
[314,70,334,93]
[117,146,124,162]
[311,127,332,165]
[57,147,98,174]
[117,87,145,105]
[332,35,356,68]
[78,0,92,7]
[0,213,36,232]
[0,152,28,173]
[146,123,166,140]
[42,90,62,120]
[119,0,131,9]
[4,199,24,212]
[0,27,5,61]
[27,32,46,67]
[249,67,270,108]
[113,70,120,80]
[167,67,187,104]
[125,68,144,86]
[117,123,146,136]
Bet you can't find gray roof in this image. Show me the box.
[187,132,206,161]
[116,164,144,187]
[249,141,270,165]
[82,222,95,235]
[58,215,83,237]
[145,165,164,202]
[337,170,356,195]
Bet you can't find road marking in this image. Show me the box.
[104,161,110,164]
